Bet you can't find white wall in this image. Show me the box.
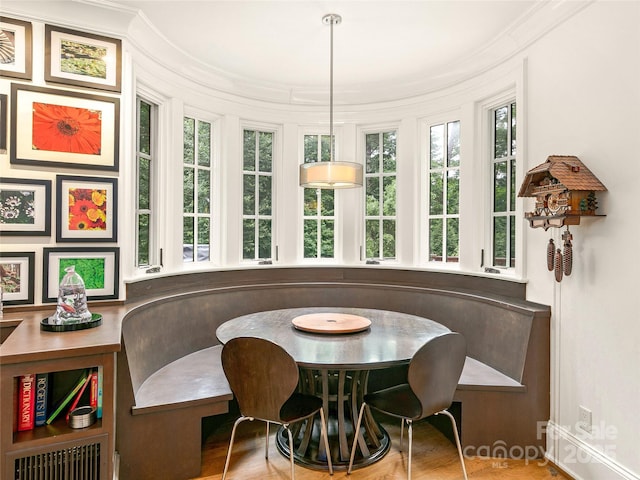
[2,1,639,478]
[523,2,640,478]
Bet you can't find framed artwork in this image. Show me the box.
[0,252,35,305]
[43,247,119,302]
[45,25,121,92]
[0,178,52,236]
[56,175,117,242]
[0,93,6,153]
[10,83,120,171]
[0,17,32,80]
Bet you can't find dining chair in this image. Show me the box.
[221,336,333,479]
[347,331,468,480]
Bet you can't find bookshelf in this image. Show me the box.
[1,308,121,480]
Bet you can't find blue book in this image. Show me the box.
[34,373,49,427]
[96,366,103,419]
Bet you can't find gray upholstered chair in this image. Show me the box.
[221,336,333,479]
[348,331,468,479]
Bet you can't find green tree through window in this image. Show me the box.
[183,116,212,262]
[243,128,274,260]
[364,130,397,260]
[428,121,460,263]
[136,97,154,267]
[303,134,335,259]
[492,103,516,268]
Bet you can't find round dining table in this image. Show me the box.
[216,306,450,470]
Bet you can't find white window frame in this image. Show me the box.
[475,84,525,279]
[134,93,159,270]
[489,100,517,271]
[182,113,215,264]
[241,122,277,263]
[361,127,398,263]
[419,112,461,270]
[300,128,339,262]
[426,120,461,265]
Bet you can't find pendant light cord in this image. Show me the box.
[329,15,334,163]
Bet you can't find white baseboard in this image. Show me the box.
[545,421,639,480]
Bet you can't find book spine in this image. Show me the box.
[90,369,98,409]
[34,373,49,427]
[96,365,103,419]
[17,374,35,431]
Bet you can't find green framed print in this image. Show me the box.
[43,247,119,302]
[0,17,32,80]
[10,84,120,171]
[45,25,121,92]
[0,252,35,305]
[0,178,52,236]
[56,175,117,242]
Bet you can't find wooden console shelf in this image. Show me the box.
[1,307,123,480]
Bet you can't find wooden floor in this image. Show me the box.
[195,413,570,480]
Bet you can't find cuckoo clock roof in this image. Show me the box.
[518,155,607,197]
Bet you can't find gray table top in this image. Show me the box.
[216,307,450,370]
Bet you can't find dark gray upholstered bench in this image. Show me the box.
[459,356,524,391]
[132,345,231,415]
[116,267,550,480]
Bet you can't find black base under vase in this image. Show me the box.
[41,313,102,332]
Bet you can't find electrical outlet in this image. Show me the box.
[578,405,592,433]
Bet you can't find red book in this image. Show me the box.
[90,369,98,409]
[17,374,36,431]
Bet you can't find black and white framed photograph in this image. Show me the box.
[0,17,32,80]
[0,178,52,236]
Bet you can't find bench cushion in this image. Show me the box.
[457,356,525,392]
[132,345,233,415]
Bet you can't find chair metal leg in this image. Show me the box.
[347,402,367,474]
[265,421,270,459]
[439,410,469,480]
[222,416,251,480]
[400,418,405,451]
[285,425,296,479]
[319,407,334,474]
[407,419,413,480]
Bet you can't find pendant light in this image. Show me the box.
[299,14,363,189]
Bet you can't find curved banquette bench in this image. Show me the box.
[116,267,550,480]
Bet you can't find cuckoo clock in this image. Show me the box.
[518,155,606,230]
[518,155,606,282]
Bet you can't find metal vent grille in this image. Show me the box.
[14,442,100,480]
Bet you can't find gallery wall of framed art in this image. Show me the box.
[0,16,123,307]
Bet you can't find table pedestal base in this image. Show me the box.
[275,368,391,470]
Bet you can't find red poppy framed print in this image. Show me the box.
[0,251,35,305]
[56,175,118,243]
[0,17,33,80]
[45,25,121,92]
[10,83,120,171]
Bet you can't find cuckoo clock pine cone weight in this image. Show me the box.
[555,249,564,282]
[563,229,573,276]
[547,239,555,271]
